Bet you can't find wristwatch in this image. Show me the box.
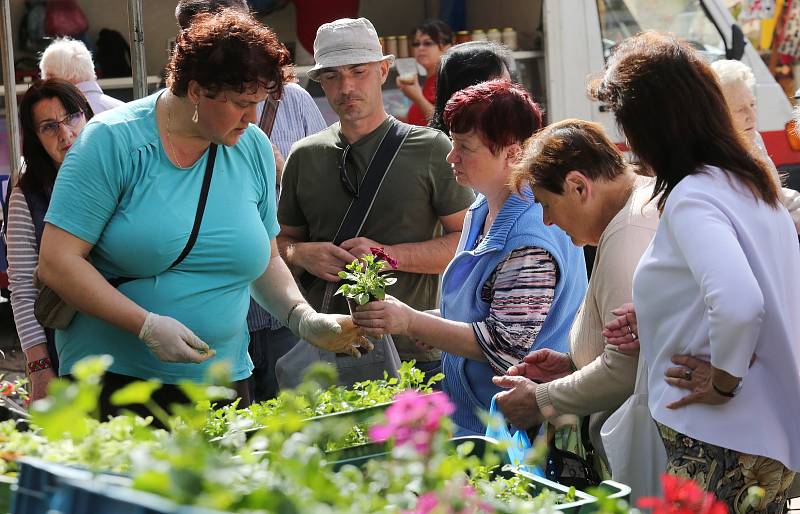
[712,380,742,398]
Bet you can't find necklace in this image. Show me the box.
[165,96,184,168]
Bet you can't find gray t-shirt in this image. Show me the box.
[279,116,476,361]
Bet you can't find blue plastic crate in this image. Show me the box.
[11,458,94,514]
[48,478,180,514]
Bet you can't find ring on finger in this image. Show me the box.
[631,332,638,340]
[683,369,692,381]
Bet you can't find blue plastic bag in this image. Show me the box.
[485,394,543,476]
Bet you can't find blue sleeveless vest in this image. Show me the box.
[440,190,587,435]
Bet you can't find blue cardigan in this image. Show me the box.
[440,190,587,436]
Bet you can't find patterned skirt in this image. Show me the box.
[657,422,795,514]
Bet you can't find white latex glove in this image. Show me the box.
[289,304,373,358]
[138,312,216,363]
[782,187,800,234]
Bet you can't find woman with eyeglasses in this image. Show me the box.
[396,19,453,126]
[35,10,367,417]
[6,79,93,401]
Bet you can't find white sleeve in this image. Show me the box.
[665,191,762,378]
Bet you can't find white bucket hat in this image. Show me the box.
[307,18,395,81]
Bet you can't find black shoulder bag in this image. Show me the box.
[544,416,602,490]
[34,144,218,330]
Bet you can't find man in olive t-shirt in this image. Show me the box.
[277,18,475,368]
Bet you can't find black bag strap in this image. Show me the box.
[109,143,217,288]
[299,120,411,308]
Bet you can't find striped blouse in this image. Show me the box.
[473,246,556,374]
[6,187,47,351]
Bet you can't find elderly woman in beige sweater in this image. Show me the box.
[492,119,658,467]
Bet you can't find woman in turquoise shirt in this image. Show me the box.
[353,81,587,435]
[37,10,368,416]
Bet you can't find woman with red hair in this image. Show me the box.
[353,80,587,435]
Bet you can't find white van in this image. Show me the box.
[538,0,800,187]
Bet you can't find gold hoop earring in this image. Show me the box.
[192,104,199,124]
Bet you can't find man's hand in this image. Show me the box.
[340,237,390,261]
[292,242,358,282]
[506,349,573,383]
[491,375,544,429]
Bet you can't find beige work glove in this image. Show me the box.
[288,303,373,358]
[138,312,216,363]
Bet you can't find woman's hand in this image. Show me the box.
[351,295,416,338]
[138,312,217,363]
[491,375,545,429]
[396,75,424,102]
[505,349,573,383]
[602,303,640,353]
[28,368,56,402]
[664,354,742,409]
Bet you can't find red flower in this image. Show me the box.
[638,475,728,514]
[0,382,15,397]
[370,247,398,269]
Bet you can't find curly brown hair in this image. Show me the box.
[166,8,291,99]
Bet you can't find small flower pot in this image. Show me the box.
[346,296,377,316]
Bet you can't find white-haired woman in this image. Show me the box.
[39,38,124,115]
[710,59,800,233]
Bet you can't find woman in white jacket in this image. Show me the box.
[591,32,800,513]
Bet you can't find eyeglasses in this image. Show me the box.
[339,145,359,198]
[411,40,438,48]
[37,111,84,137]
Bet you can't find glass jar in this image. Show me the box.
[397,35,409,58]
[502,27,518,50]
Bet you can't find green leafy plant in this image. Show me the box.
[335,247,398,305]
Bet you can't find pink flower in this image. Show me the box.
[369,391,454,455]
[370,247,399,269]
[403,492,439,514]
[638,475,728,514]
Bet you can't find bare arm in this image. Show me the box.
[340,209,467,275]
[352,295,485,361]
[251,239,368,356]
[38,224,148,335]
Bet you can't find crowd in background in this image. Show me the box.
[2,1,799,512]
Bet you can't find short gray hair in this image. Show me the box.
[710,59,755,93]
[39,38,96,83]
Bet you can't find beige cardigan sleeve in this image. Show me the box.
[536,223,655,417]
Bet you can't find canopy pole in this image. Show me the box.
[128,0,147,99]
[0,0,21,185]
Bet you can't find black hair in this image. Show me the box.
[412,19,454,46]
[18,79,94,196]
[429,41,512,134]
